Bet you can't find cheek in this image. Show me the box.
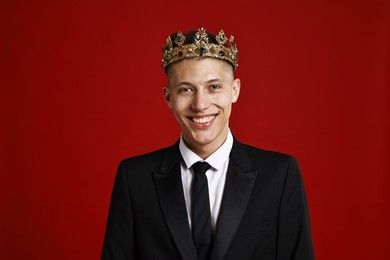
[213,95,233,109]
[171,98,188,114]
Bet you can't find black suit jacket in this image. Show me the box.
[102,139,314,260]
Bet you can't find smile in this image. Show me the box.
[188,115,216,124]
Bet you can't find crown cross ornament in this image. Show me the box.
[162,27,238,71]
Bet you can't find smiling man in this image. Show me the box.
[102,27,314,260]
[164,57,240,159]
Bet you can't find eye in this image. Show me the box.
[209,85,221,91]
[178,87,193,94]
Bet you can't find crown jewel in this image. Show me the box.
[162,27,238,71]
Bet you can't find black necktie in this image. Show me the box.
[191,161,213,260]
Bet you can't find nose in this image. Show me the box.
[191,90,210,111]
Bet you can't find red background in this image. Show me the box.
[1,0,389,259]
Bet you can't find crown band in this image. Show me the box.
[162,27,238,71]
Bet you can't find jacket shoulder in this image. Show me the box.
[241,143,294,158]
[119,144,178,172]
[239,143,297,168]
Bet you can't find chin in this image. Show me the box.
[189,131,217,145]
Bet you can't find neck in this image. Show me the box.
[183,130,229,160]
[187,144,218,160]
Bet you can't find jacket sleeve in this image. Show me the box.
[101,161,138,259]
[276,156,315,260]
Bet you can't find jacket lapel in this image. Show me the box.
[153,143,198,260]
[209,139,258,260]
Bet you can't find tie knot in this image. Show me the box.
[191,161,212,175]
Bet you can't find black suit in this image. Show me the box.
[102,139,314,260]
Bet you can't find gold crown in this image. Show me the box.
[162,27,238,71]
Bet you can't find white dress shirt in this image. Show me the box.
[179,130,233,230]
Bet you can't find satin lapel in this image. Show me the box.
[153,144,197,260]
[209,140,258,260]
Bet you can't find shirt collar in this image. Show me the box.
[179,129,233,170]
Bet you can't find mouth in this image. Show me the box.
[187,114,217,126]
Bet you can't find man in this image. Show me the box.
[102,27,314,260]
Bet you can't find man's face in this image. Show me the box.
[164,58,240,156]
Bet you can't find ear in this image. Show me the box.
[231,78,241,103]
[163,86,173,108]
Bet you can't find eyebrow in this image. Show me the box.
[174,81,193,87]
[206,78,224,84]
[174,78,224,87]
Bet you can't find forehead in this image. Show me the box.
[167,58,233,84]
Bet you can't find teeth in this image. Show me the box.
[192,116,214,124]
